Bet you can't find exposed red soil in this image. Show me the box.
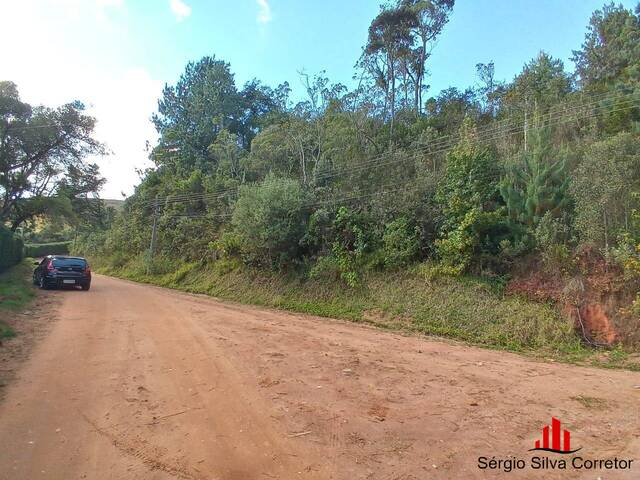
[578,303,618,344]
[507,248,638,346]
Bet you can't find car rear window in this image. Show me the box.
[52,258,87,268]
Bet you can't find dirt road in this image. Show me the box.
[0,275,639,479]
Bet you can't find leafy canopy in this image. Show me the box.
[0,81,104,230]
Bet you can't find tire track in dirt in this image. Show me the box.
[79,411,205,480]
[0,275,639,479]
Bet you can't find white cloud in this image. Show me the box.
[95,0,125,22]
[169,0,191,22]
[96,0,124,8]
[256,0,271,24]
[0,1,162,199]
[87,68,161,198]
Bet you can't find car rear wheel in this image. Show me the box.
[81,283,91,291]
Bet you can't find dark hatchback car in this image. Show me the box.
[33,256,92,291]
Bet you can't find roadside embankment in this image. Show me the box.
[90,255,640,370]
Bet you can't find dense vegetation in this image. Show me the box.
[0,226,23,271]
[0,259,36,338]
[24,241,71,258]
[0,76,110,264]
[10,2,640,353]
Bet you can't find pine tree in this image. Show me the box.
[500,129,570,227]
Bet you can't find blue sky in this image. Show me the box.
[118,0,637,97]
[1,0,637,197]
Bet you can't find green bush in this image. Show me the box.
[72,230,107,257]
[309,254,342,281]
[331,241,361,287]
[434,209,478,275]
[232,174,310,268]
[0,226,24,271]
[24,241,71,258]
[570,133,640,250]
[534,212,574,274]
[382,217,421,268]
[435,127,505,274]
[105,251,130,269]
[211,230,244,258]
[305,207,384,288]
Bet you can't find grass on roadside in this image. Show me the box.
[0,259,36,338]
[92,256,601,359]
[89,253,640,370]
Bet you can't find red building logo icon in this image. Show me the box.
[529,417,581,454]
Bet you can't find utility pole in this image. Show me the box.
[148,194,159,267]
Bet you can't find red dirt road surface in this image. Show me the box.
[0,275,639,479]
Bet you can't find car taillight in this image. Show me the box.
[84,264,91,274]
[47,261,55,272]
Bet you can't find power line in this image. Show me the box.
[135,91,640,211]
[135,186,240,208]
[150,99,640,225]
[141,95,639,258]
[140,104,636,218]
[309,88,640,182]
[162,212,233,221]
[135,90,629,206]
[140,90,624,206]
[315,95,640,182]
[316,91,640,182]
[196,102,637,220]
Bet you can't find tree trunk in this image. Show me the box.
[299,142,306,186]
[389,53,396,152]
[11,215,27,232]
[417,39,427,114]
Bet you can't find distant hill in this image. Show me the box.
[103,199,125,210]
